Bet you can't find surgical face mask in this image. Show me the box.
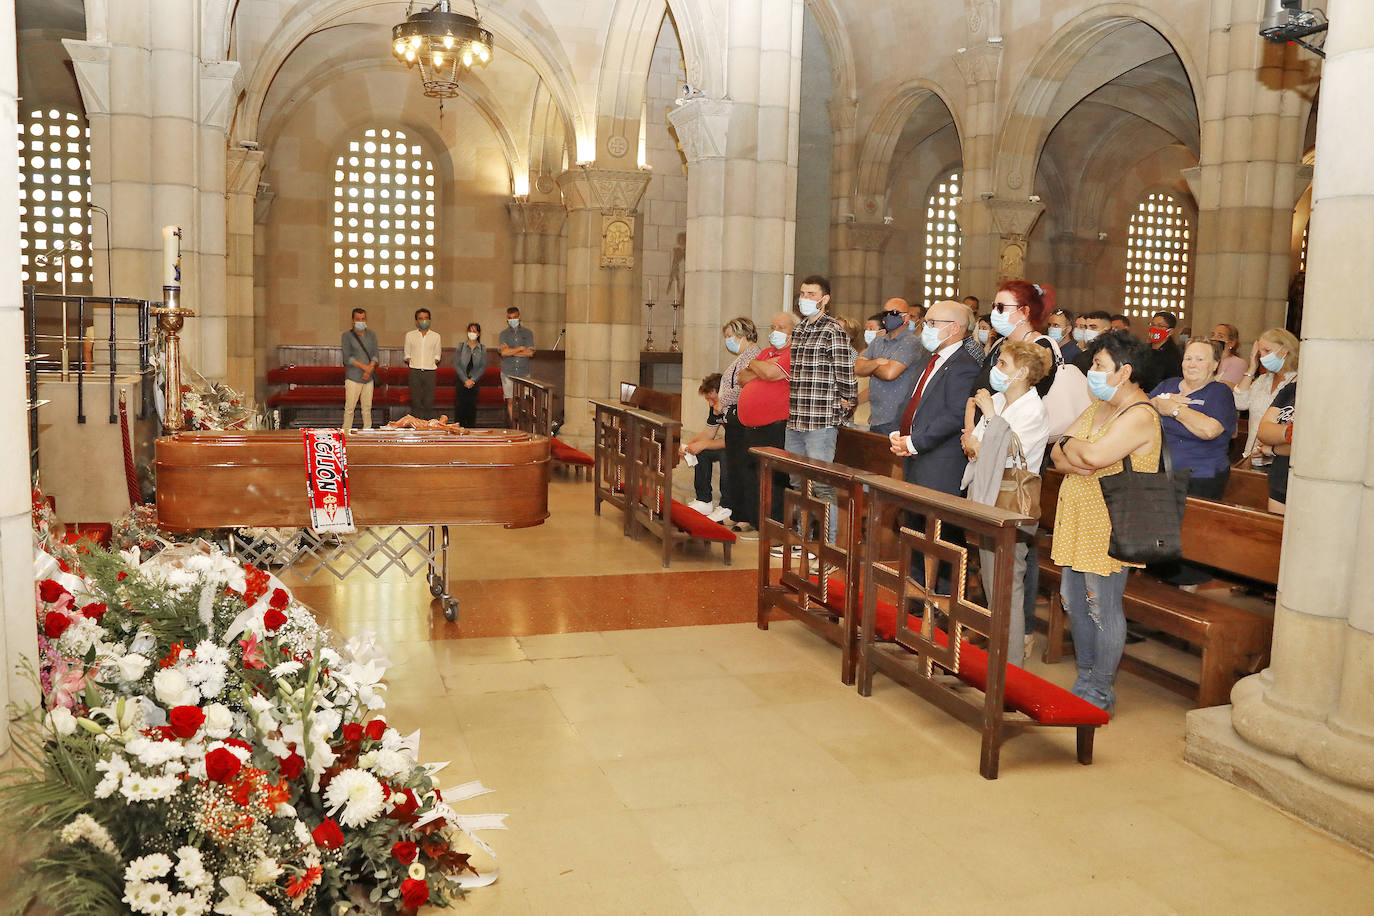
[467,331,479,341]
[798,296,821,318]
[417,320,430,330]
[882,312,905,333]
[989,364,1022,393]
[1179,333,1190,345]
[1148,326,1169,344]
[863,329,879,346]
[990,307,1020,339]
[353,321,367,332]
[724,335,741,354]
[975,328,990,345]
[909,319,919,332]
[1260,350,1286,373]
[921,324,943,352]
[1082,329,1100,344]
[769,330,788,349]
[1047,326,1065,342]
[508,318,520,329]
[1086,368,1118,401]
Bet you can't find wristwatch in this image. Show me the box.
[1170,405,1181,418]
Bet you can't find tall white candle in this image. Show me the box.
[162,225,182,288]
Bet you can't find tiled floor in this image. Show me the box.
[297,479,1374,914]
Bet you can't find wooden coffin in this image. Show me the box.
[156,429,549,531]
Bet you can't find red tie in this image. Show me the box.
[900,354,941,437]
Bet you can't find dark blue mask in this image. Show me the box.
[882,312,905,332]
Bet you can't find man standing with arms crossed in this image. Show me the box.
[854,297,920,435]
[786,275,858,543]
[342,307,379,430]
[498,306,535,425]
[403,307,441,420]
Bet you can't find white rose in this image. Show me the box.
[202,703,234,739]
[47,706,78,736]
[117,653,151,682]
[152,669,194,706]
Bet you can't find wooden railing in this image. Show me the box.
[591,399,633,530]
[508,375,553,437]
[623,407,684,568]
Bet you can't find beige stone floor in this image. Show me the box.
[343,480,1374,915]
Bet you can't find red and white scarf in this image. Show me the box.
[302,429,355,533]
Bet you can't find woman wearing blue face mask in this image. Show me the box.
[1233,328,1299,468]
[715,317,762,526]
[960,340,1053,664]
[1048,330,1161,714]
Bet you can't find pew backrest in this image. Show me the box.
[508,376,553,437]
[835,427,903,479]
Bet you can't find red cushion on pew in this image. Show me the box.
[550,439,594,466]
[375,366,408,385]
[819,579,1108,727]
[669,500,736,542]
[480,366,502,385]
[373,387,411,406]
[266,386,348,406]
[477,388,505,407]
[266,365,345,385]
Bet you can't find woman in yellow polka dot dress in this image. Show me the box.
[1049,331,1162,713]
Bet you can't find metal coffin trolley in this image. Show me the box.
[155,429,551,620]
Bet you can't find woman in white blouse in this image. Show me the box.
[961,340,1052,665]
[1233,328,1299,467]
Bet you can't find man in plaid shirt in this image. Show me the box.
[785,274,858,542]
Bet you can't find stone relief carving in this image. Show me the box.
[601,214,636,269]
[997,238,1026,280]
[606,135,629,158]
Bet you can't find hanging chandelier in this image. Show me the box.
[392,0,494,99]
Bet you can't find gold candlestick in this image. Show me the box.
[152,286,195,434]
[669,299,681,352]
[644,300,656,351]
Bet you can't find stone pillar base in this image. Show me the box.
[1185,705,1374,855]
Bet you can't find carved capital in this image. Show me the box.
[200,60,243,136]
[62,39,111,117]
[984,198,1045,238]
[827,97,858,133]
[507,200,568,235]
[666,98,734,163]
[556,166,652,213]
[226,146,265,196]
[953,42,1002,87]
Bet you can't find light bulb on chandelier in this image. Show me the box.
[392,0,495,99]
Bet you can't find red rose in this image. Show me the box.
[167,705,206,739]
[117,572,128,581]
[389,788,419,819]
[204,747,243,783]
[342,723,364,743]
[81,602,108,621]
[38,579,68,603]
[365,719,386,741]
[399,878,429,908]
[43,611,71,639]
[278,751,305,781]
[263,608,287,632]
[391,840,418,864]
[312,818,344,850]
[269,588,290,610]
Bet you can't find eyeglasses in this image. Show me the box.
[923,319,957,329]
[992,303,1021,314]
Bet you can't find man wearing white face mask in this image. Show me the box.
[499,306,535,424]
[785,275,858,543]
[1071,310,1112,373]
[854,297,921,435]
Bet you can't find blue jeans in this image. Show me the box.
[784,425,840,543]
[1060,566,1128,712]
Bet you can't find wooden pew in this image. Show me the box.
[591,399,633,529]
[1036,468,1280,707]
[620,381,682,421]
[1222,467,1269,510]
[835,426,902,478]
[510,376,592,478]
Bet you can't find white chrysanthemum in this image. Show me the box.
[293,820,312,847]
[153,669,196,707]
[248,857,283,887]
[193,641,230,667]
[94,754,131,799]
[371,748,412,780]
[174,846,210,890]
[59,813,119,857]
[270,660,303,678]
[118,653,152,682]
[128,736,184,768]
[46,706,77,736]
[123,880,172,915]
[323,768,385,827]
[201,703,234,740]
[125,853,173,883]
[163,890,206,916]
[120,773,180,802]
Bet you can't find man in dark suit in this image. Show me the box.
[888,299,981,495]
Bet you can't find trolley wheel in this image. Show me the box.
[428,574,444,598]
[443,597,459,622]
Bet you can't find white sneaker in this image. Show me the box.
[687,500,713,514]
[708,506,732,523]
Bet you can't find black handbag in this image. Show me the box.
[1098,403,1190,564]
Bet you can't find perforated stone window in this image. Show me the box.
[18,108,91,286]
[333,128,436,290]
[923,171,961,306]
[1123,191,1191,321]
[1299,221,1309,273]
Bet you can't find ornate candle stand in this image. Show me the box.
[644,300,656,351]
[669,299,681,352]
[151,285,195,434]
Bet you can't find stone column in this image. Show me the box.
[1,6,40,756]
[224,146,263,396]
[668,0,804,426]
[828,221,890,323]
[556,168,651,446]
[1186,0,1374,853]
[507,200,568,357]
[952,41,1003,300]
[1049,233,1106,317]
[1188,0,1316,342]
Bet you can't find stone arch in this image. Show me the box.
[995,4,1203,195]
[804,0,857,107]
[855,80,964,205]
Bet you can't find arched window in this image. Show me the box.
[1298,221,1310,273]
[18,107,91,287]
[1123,191,1191,321]
[922,171,961,306]
[333,127,435,291]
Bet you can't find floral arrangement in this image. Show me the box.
[179,367,265,432]
[111,504,163,554]
[5,539,501,916]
